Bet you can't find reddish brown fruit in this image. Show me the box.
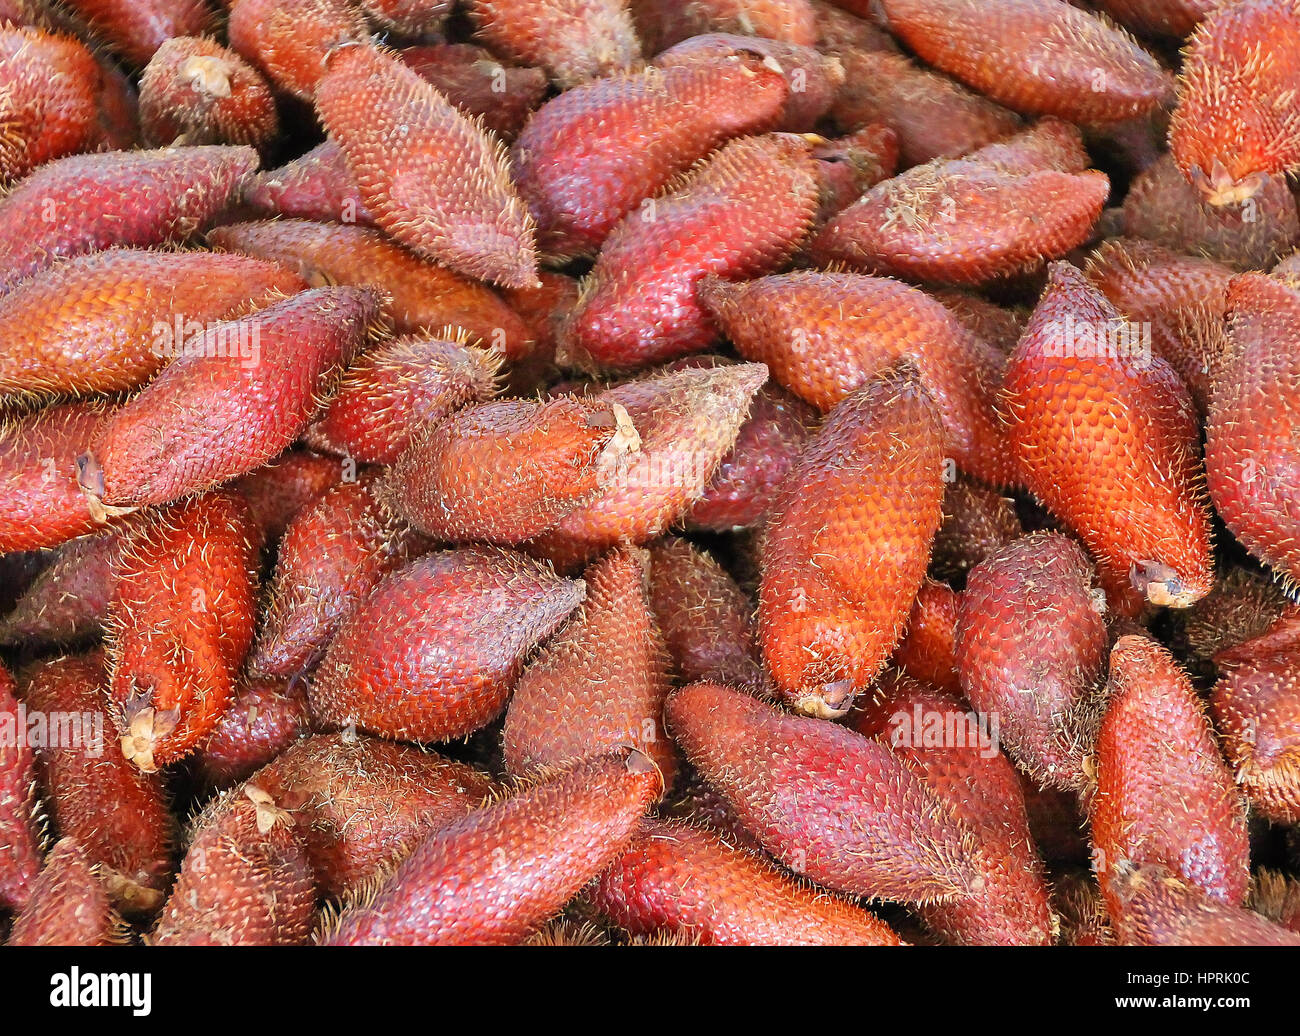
[315,44,538,289]
[808,124,899,224]
[892,579,961,695]
[231,449,343,548]
[877,0,1172,125]
[497,270,579,391]
[361,0,451,35]
[665,681,981,904]
[1205,274,1300,586]
[512,61,788,262]
[6,839,125,947]
[0,662,40,912]
[397,44,548,141]
[139,36,279,150]
[1092,635,1250,913]
[593,818,903,945]
[634,0,817,51]
[88,53,141,151]
[1054,871,1114,946]
[811,0,897,52]
[80,286,381,510]
[562,133,819,371]
[60,0,210,67]
[250,473,422,679]
[323,749,659,945]
[107,492,260,772]
[930,476,1023,582]
[1250,869,1300,933]
[227,0,369,101]
[0,26,98,183]
[934,293,1028,356]
[759,368,945,717]
[1182,568,1290,664]
[195,675,311,788]
[1093,0,1215,39]
[252,733,494,898]
[700,271,1012,487]
[308,547,584,742]
[1002,263,1215,610]
[0,248,306,399]
[468,0,639,87]
[0,145,258,291]
[241,140,375,226]
[956,532,1110,789]
[152,784,315,946]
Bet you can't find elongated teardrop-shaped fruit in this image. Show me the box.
[760,367,945,717]
[0,25,98,183]
[227,0,369,101]
[5,839,126,947]
[59,0,210,67]
[397,44,548,142]
[250,473,422,680]
[1205,273,1300,585]
[232,449,343,548]
[593,818,903,946]
[0,248,306,399]
[891,578,961,695]
[152,784,315,946]
[194,674,311,789]
[0,145,258,291]
[633,0,817,51]
[512,60,788,261]
[79,286,381,510]
[504,546,677,784]
[0,662,40,912]
[323,748,661,945]
[699,271,1012,486]
[562,133,820,371]
[308,547,584,742]
[956,533,1110,790]
[1091,635,1250,915]
[468,0,640,88]
[107,491,260,772]
[930,475,1023,582]
[1002,263,1214,610]
[23,653,172,914]
[241,140,375,226]
[250,733,493,898]
[665,681,982,904]
[876,0,1171,125]
[1170,0,1300,206]
[315,44,538,288]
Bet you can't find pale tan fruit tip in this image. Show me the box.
[101,868,164,915]
[1132,560,1204,609]
[75,451,138,523]
[1190,160,1266,208]
[181,56,234,100]
[244,784,293,834]
[792,680,856,720]
[119,705,178,773]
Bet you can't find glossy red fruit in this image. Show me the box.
[308,547,585,742]
[561,133,819,371]
[194,675,311,788]
[468,0,640,87]
[0,248,306,399]
[512,60,788,261]
[1002,263,1215,610]
[79,286,381,510]
[930,476,1023,582]
[877,0,1172,125]
[1205,273,1300,586]
[241,140,375,226]
[0,662,41,912]
[227,0,369,101]
[60,0,211,67]
[760,367,945,717]
[107,491,260,772]
[0,145,258,292]
[633,0,817,51]
[397,44,548,141]
[892,579,961,695]
[1093,0,1215,39]
[593,818,903,945]
[315,44,538,289]
[1092,635,1250,913]
[5,839,125,947]
[0,26,98,183]
[232,449,343,548]
[323,749,661,945]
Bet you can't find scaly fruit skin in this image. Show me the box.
[1251,869,1300,932]
[935,293,1027,356]
[930,476,1023,582]
[195,675,311,788]
[0,662,41,912]
[59,0,210,67]
[468,0,640,88]
[1181,568,1290,665]
[525,363,767,569]
[877,0,1171,125]
[79,286,381,510]
[0,402,109,554]
[1095,0,1215,38]
[249,473,421,679]
[811,0,898,53]
[5,839,125,947]
[504,546,677,784]
[323,749,660,945]
[0,26,98,183]
[665,682,981,903]
[227,0,369,101]
[241,141,376,226]
[892,578,961,695]
[956,533,1109,790]
[382,395,635,545]
[1205,274,1300,585]
[304,334,500,466]
[232,449,343,548]
[1002,263,1214,610]
[397,44,548,142]
[251,733,493,898]
[1109,862,1300,946]
[498,270,579,391]
[0,248,306,399]
[362,0,451,35]
[1170,0,1300,206]
[850,674,1055,946]
[563,133,820,371]
[139,36,280,151]
[699,271,1011,487]
[107,491,260,773]
[1092,636,1250,916]
[511,60,787,261]
[593,818,903,946]
[152,785,315,946]
[22,654,172,914]
[308,547,585,742]
[809,124,899,224]
[208,220,533,358]
[634,0,817,51]
[0,145,258,292]
[315,44,538,289]
[1085,237,1234,412]
[760,368,945,718]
